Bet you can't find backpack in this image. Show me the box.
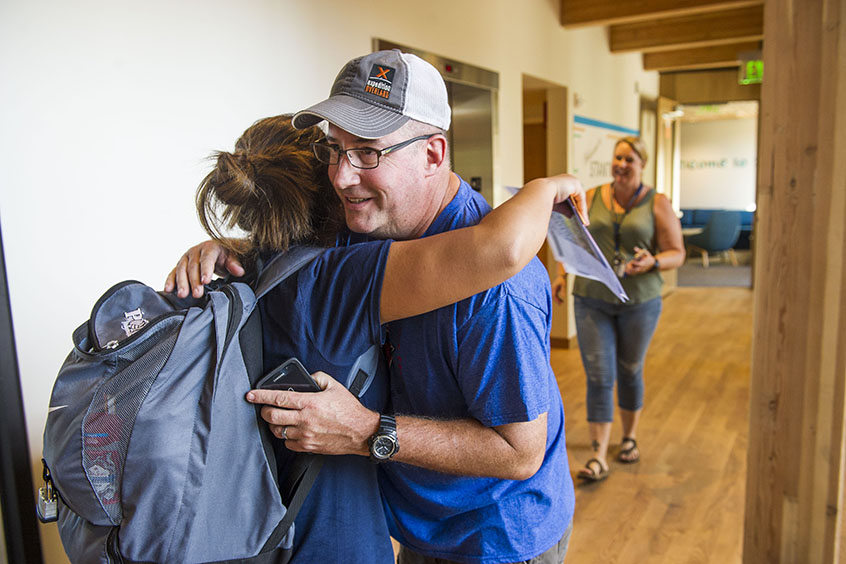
[39,246,379,564]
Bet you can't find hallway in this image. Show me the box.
[555,287,753,563]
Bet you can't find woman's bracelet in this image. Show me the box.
[650,257,661,272]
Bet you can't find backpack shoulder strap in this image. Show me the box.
[263,454,325,554]
[253,246,323,300]
[346,344,380,399]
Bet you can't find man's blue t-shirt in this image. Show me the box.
[260,241,395,564]
[377,178,576,564]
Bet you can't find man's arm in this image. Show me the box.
[394,412,547,480]
[165,174,586,302]
[246,373,548,481]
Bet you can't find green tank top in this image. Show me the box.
[573,185,663,304]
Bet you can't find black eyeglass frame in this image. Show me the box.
[311,134,439,170]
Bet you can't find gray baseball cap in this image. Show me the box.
[292,49,451,139]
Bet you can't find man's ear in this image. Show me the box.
[423,135,448,175]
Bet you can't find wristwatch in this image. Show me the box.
[651,257,661,272]
[369,414,399,463]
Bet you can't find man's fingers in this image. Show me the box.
[309,371,333,390]
[270,424,285,440]
[198,246,220,286]
[271,424,296,442]
[574,193,589,226]
[165,241,245,298]
[187,250,205,298]
[246,388,310,410]
[274,428,311,452]
[260,405,299,427]
[224,255,246,278]
[164,268,177,293]
[174,256,193,298]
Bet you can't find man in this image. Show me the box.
[269,49,574,564]
[174,50,575,563]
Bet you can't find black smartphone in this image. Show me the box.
[256,358,321,393]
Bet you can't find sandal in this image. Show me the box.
[577,458,609,481]
[618,437,640,464]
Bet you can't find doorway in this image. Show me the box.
[673,101,759,288]
[521,75,573,348]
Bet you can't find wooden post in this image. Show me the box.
[744,0,846,562]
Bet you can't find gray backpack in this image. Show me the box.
[40,246,376,563]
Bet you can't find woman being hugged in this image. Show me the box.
[552,136,684,482]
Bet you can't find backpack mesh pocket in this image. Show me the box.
[82,319,181,525]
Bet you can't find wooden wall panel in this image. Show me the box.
[644,41,761,71]
[560,0,761,27]
[744,0,846,561]
[610,5,764,52]
[659,68,761,103]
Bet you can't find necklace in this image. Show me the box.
[610,182,643,277]
[611,182,643,217]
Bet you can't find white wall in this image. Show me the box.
[0,1,656,560]
[679,118,758,210]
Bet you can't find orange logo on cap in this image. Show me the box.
[365,64,395,99]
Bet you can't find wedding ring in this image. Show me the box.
[282,426,288,440]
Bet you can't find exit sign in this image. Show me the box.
[739,60,764,85]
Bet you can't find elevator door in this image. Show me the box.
[374,39,498,206]
[447,81,495,205]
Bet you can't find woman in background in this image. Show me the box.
[552,136,684,482]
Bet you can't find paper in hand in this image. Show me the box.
[506,186,629,302]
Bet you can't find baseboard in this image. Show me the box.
[551,335,578,349]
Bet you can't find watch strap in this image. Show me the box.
[379,414,397,432]
[369,414,399,463]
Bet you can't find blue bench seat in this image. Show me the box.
[681,208,754,249]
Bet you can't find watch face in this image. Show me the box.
[372,436,396,459]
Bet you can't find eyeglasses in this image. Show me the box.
[311,134,438,170]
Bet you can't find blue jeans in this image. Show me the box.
[573,295,662,423]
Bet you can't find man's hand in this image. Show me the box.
[247,371,549,479]
[548,173,589,226]
[245,371,379,456]
[163,240,245,298]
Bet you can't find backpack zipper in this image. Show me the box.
[219,285,244,357]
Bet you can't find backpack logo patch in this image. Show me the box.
[365,64,395,99]
[121,308,148,337]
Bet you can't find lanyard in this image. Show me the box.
[612,183,643,253]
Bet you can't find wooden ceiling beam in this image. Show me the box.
[610,5,764,53]
[643,41,762,71]
[560,0,761,28]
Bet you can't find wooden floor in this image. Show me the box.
[556,287,753,563]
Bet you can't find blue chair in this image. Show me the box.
[684,210,742,267]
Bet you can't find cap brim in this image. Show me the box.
[292,94,410,139]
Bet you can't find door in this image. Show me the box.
[655,96,681,294]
